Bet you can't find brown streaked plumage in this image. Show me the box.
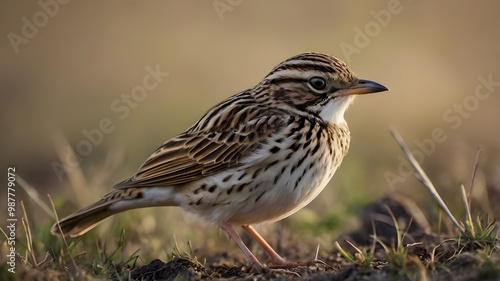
[51,52,388,270]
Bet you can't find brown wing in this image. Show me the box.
[114,114,287,189]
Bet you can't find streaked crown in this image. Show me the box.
[265,52,357,89]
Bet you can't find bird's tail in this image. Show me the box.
[51,187,176,237]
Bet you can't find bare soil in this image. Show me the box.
[114,195,500,281]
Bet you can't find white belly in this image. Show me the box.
[180,121,350,226]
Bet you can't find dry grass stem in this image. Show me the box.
[460,184,474,234]
[17,175,54,218]
[389,127,465,234]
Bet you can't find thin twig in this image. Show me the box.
[20,201,37,266]
[315,244,320,260]
[48,194,80,275]
[460,184,474,235]
[389,127,465,234]
[468,147,484,208]
[17,175,54,218]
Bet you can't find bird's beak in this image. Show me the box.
[339,79,389,96]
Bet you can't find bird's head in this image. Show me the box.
[260,52,388,124]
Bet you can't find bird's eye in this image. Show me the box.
[308,77,327,91]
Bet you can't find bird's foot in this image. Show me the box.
[268,259,331,270]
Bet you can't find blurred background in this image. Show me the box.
[1,1,499,261]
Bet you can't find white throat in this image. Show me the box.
[319,96,355,124]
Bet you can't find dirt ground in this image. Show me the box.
[115,195,500,281]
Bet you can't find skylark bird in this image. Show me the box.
[52,52,388,270]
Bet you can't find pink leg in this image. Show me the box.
[219,222,264,270]
[241,225,287,265]
[242,224,324,269]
